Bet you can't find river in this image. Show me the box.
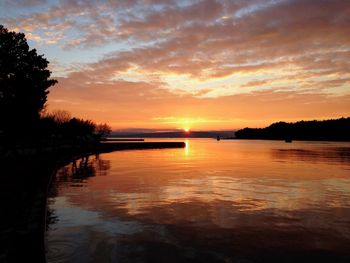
[46,139,350,262]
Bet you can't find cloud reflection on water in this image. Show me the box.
[46,140,350,262]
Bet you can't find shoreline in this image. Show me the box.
[0,141,185,159]
[0,141,185,262]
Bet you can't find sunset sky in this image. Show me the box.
[1,0,350,131]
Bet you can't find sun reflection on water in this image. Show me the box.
[185,139,189,156]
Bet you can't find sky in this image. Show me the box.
[1,0,350,131]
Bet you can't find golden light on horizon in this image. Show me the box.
[9,0,349,130]
[180,119,192,130]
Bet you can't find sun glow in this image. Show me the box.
[184,128,190,132]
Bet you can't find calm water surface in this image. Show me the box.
[46,139,350,262]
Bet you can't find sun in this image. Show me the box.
[184,128,190,132]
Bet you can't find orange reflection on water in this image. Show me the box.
[48,139,350,262]
[54,139,350,218]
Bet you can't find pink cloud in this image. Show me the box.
[2,0,350,129]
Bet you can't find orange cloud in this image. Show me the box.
[1,0,349,129]
[48,76,350,130]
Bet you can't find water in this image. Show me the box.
[46,139,350,262]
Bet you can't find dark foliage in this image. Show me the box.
[38,116,97,142]
[235,117,350,141]
[0,26,111,150]
[95,123,112,138]
[0,25,57,137]
[64,118,96,138]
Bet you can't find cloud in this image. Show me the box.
[1,0,350,128]
[36,0,350,92]
[2,0,47,7]
[47,75,350,129]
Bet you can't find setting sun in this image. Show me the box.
[1,1,350,262]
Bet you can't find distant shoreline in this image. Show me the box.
[234,117,350,142]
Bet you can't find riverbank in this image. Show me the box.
[1,141,185,159]
[0,141,185,262]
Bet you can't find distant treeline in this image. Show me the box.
[112,130,235,138]
[235,117,350,141]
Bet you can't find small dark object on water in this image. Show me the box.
[285,139,292,143]
[217,135,220,141]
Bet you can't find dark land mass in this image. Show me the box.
[111,130,235,138]
[235,117,350,141]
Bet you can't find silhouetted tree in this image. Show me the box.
[0,25,57,138]
[95,123,112,138]
[43,109,72,124]
[64,118,96,138]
